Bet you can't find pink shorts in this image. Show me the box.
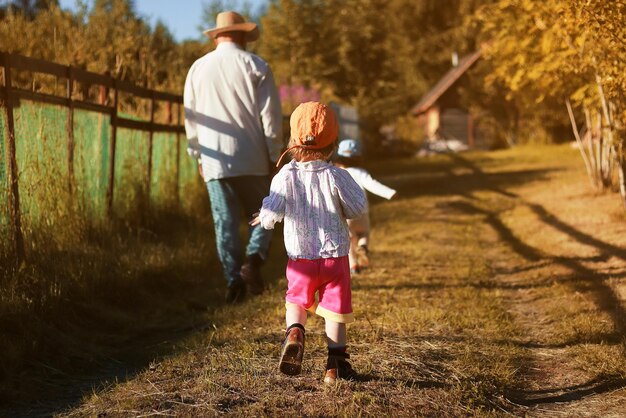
[285,256,354,323]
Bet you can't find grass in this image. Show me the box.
[0,214,222,405]
[2,144,626,416]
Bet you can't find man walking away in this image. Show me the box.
[184,11,283,303]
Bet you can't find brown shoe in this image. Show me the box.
[324,350,357,384]
[356,245,369,269]
[279,324,305,376]
[241,254,264,295]
[225,280,246,304]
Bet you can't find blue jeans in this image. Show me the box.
[206,175,273,287]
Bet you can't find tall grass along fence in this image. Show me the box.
[0,51,206,267]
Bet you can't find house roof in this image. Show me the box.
[411,50,482,115]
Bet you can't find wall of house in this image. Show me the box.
[440,108,469,143]
[426,107,440,139]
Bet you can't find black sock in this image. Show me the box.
[286,323,305,334]
[328,346,348,357]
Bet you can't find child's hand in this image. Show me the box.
[197,159,204,179]
[249,212,261,226]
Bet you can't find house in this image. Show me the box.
[411,50,483,149]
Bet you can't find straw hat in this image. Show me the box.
[203,11,259,42]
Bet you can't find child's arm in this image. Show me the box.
[359,169,396,200]
[333,168,367,219]
[256,169,287,229]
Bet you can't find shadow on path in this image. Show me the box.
[507,377,626,406]
[443,154,626,407]
[1,256,288,418]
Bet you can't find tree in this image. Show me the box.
[0,2,82,68]
[476,0,626,208]
[258,0,492,146]
[0,0,204,109]
[0,0,60,19]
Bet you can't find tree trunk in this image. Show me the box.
[566,99,595,189]
[618,154,626,212]
[596,74,616,190]
[583,107,599,188]
[595,110,613,189]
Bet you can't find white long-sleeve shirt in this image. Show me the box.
[183,42,283,180]
[344,167,396,212]
[259,160,367,260]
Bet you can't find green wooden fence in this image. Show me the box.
[0,52,206,265]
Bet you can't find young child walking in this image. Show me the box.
[335,139,397,274]
[251,102,367,383]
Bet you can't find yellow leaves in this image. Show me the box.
[534,17,547,30]
[520,0,536,13]
[571,85,591,103]
[509,69,525,92]
[526,65,545,82]
[481,0,625,115]
[540,34,554,55]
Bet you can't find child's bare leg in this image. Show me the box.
[356,231,370,268]
[325,319,346,348]
[357,233,369,249]
[350,216,370,270]
[286,303,307,328]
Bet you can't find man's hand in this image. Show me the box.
[249,211,260,227]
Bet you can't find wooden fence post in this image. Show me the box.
[66,66,75,195]
[166,101,172,125]
[175,102,181,206]
[147,92,155,210]
[106,78,118,218]
[2,53,26,265]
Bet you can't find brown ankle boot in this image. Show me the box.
[241,254,264,295]
[279,324,305,376]
[324,349,357,384]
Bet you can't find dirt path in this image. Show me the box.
[468,153,626,416]
[436,148,626,416]
[44,145,626,417]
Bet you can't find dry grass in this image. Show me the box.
[0,214,221,406]
[3,144,626,417]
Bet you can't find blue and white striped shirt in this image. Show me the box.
[259,159,367,260]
